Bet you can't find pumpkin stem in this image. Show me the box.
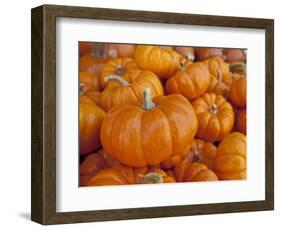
[192,150,202,162]
[105,75,130,86]
[178,58,187,71]
[79,84,85,96]
[142,88,156,110]
[139,172,163,184]
[217,68,222,82]
[116,64,126,75]
[186,52,195,62]
[209,104,218,114]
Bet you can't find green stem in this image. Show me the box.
[142,88,156,110]
[79,84,85,96]
[139,172,163,184]
[105,75,130,86]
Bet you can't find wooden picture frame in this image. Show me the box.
[31,4,274,225]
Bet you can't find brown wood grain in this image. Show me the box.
[31,4,274,225]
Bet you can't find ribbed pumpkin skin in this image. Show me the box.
[100,94,198,167]
[100,70,163,111]
[80,153,108,176]
[236,109,247,134]
[229,76,246,108]
[80,71,100,92]
[183,163,218,182]
[134,45,181,79]
[188,139,217,170]
[107,44,136,58]
[207,75,229,97]
[223,49,246,63]
[195,48,224,61]
[214,132,246,180]
[192,93,234,142]
[165,62,211,100]
[203,56,231,84]
[99,57,138,89]
[80,97,106,155]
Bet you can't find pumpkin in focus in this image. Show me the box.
[100,70,163,111]
[99,57,138,89]
[228,76,246,108]
[192,93,234,142]
[100,88,198,167]
[214,132,246,180]
[165,62,211,100]
[134,45,182,79]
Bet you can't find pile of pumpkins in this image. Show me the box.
[79,43,247,186]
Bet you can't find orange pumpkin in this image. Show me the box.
[80,153,108,177]
[100,88,198,167]
[99,57,138,89]
[100,70,163,111]
[79,42,93,56]
[214,132,246,180]
[107,44,136,58]
[80,92,106,155]
[206,74,229,97]
[134,45,182,79]
[80,43,111,74]
[80,72,100,92]
[228,76,246,108]
[192,93,234,142]
[236,109,246,134]
[174,47,195,62]
[165,62,211,100]
[195,48,224,61]
[223,49,246,63]
[86,164,172,186]
[188,139,217,170]
[182,163,218,182]
[203,56,231,84]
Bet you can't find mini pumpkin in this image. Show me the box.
[107,44,136,58]
[236,109,246,134]
[195,48,224,61]
[134,45,182,79]
[203,56,231,84]
[206,74,229,97]
[214,132,246,180]
[100,88,198,167]
[99,70,163,111]
[86,164,173,186]
[228,76,246,108]
[192,93,234,142]
[80,153,108,177]
[79,42,93,56]
[188,139,217,170]
[99,57,138,89]
[80,71,100,92]
[182,162,218,182]
[80,43,111,74]
[80,90,106,155]
[223,49,246,63]
[165,62,211,100]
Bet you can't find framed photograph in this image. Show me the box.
[31,4,274,225]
